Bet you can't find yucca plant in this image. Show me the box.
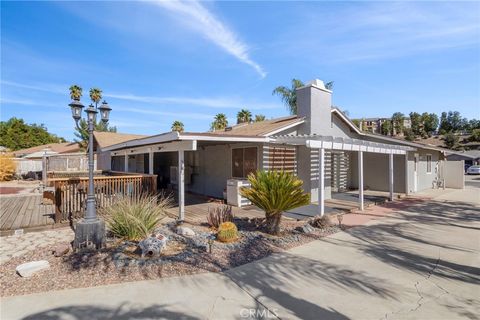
[241,170,310,235]
[100,195,171,241]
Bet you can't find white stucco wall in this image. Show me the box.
[406,149,442,193]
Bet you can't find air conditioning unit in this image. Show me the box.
[227,179,251,207]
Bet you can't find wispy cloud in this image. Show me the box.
[152,0,266,78]
[281,2,480,63]
[2,80,278,110]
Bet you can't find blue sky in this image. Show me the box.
[1,1,479,141]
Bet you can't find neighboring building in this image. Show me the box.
[95,79,457,219]
[446,150,480,166]
[13,142,80,158]
[354,117,411,136]
[93,131,147,171]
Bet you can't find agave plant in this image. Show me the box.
[241,170,310,235]
[100,195,172,241]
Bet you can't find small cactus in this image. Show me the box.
[217,222,238,243]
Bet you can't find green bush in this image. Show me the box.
[100,195,171,241]
[240,170,310,235]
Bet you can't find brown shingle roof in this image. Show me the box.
[209,116,303,136]
[93,131,147,149]
[13,142,81,157]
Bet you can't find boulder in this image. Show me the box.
[16,260,50,277]
[176,226,195,237]
[295,224,316,234]
[53,244,70,257]
[139,236,168,257]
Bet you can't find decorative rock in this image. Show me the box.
[138,235,168,257]
[295,224,316,234]
[16,260,50,277]
[176,226,195,237]
[53,244,70,257]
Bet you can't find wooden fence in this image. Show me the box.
[49,172,157,222]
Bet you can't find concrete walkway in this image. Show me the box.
[1,187,479,320]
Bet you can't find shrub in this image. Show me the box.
[207,205,234,228]
[240,170,310,235]
[217,222,238,243]
[100,195,171,241]
[0,156,16,181]
[309,215,332,229]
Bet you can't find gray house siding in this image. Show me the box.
[406,149,442,193]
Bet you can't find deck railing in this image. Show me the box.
[48,172,157,222]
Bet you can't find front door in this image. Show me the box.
[413,153,419,192]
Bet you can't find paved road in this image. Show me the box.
[465,174,480,188]
[1,187,479,320]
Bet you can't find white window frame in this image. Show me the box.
[426,154,432,174]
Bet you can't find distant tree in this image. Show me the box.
[69,85,83,101]
[422,113,439,137]
[444,132,459,149]
[0,117,65,151]
[403,128,415,141]
[89,88,103,107]
[468,119,480,131]
[211,113,228,131]
[171,121,184,133]
[470,129,480,142]
[352,119,361,130]
[381,121,392,136]
[438,112,450,134]
[392,112,405,135]
[447,111,463,132]
[237,109,252,124]
[71,86,116,148]
[409,112,423,136]
[325,81,334,90]
[272,79,305,115]
[254,114,266,122]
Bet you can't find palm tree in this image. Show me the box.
[237,109,252,124]
[171,120,184,133]
[211,113,228,131]
[69,85,82,101]
[240,170,310,235]
[272,79,304,115]
[325,81,334,90]
[254,114,266,122]
[89,88,103,107]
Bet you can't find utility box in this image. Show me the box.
[227,179,251,207]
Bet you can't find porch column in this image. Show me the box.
[317,148,325,216]
[358,150,364,211]
[389,153,394,201]
[178,150,185,221]
[124,153,128,172]
[148,148,154,175]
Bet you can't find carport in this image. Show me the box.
[273,135,415,216]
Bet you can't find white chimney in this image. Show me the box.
[296,79,332,136]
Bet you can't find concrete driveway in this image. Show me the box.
[1,187,479,320]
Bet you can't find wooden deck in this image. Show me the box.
[165,194,265,224]
[0,195,55,232]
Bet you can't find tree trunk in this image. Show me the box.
[265,212,282,235]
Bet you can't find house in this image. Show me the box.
[95,79,456,219]
[13,142,80,158]
[354,117,411,136]
[446,150,480,167]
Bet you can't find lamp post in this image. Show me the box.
[69,99,111,250]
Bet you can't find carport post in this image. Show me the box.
[148,148,154,175]
[124,152,128,172]
[318,148,325,217]
[358,150,364,211]
[389,153,394,201]
[178,150,185,222]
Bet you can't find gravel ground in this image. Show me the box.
[0,219,341,297]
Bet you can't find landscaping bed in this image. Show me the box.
[0,218,341,297]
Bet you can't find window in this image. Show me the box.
[232,147,258,178]
[426,154,432,173]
